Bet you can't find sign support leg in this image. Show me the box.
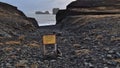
[43,45,46,55]
[54,44,57,55]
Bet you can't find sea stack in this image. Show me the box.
[53,8,59,14]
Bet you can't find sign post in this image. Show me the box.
[43,35,57,56]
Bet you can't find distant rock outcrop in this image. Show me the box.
[52,8,59,15]
[35,11,50,14]
[0,2,39,37]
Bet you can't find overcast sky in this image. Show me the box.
[0,0,75,14]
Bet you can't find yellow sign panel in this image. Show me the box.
[43,35,56,45]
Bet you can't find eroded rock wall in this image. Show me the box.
[0,2,39,37]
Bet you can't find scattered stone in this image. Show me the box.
[15,64,27,68]
[0,33,12,38]
[106,54,113,59]
[96,35,103,40]
[73,44,81,48]
[28,43,40,47]
[75,49,91,56]
[19,60,28,64]
[6,63,11,67]
[31,63,38,68]
[0,43,3,45]
[113,59,120,63]
[104,47,110,51]
[104,67,109,68]
[108,50,115,54]
[18,35,25,41]
[89,63,94,68]
[4,47,13,51]
[5,41,21,45]
[111,37,120,42]
[116,64,120,68]
[50,59,56,62]
[106,61,117,66]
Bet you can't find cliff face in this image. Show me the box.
[55,2,120,67]
[56,0,120,24]
[0,2,39,37]
[67,0,120,8]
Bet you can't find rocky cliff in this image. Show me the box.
[0,2,39,37]
[54,1,120,67]
[56,0,120,24]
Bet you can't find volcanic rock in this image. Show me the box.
[55,1,120,67]
[0,0,120,68]
[0,2,39,37]
[56,0,120,23]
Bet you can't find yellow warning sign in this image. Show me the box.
[43,35,56,45]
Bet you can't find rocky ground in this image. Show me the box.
[0,25,120,68]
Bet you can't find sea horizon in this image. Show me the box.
[26,13,56,26]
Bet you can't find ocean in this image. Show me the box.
[26,13,56,26]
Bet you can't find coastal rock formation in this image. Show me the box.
[0,2,38,37]
[56,0,120,23]
[54,1,120,67]
[67,0,120,8]
[53,8,59,14]
[35,11,50,14]
[0,1,120,68]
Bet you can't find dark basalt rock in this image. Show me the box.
[0,2,26,18]
[56,0,120,23]
[0,2,39,37]
[27,18,39,28]
[67,0,120,8]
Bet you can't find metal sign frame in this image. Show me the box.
[42,35,57,56]
[43,44,57,55]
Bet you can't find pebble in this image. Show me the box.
[108,50,115,54]
[89,63,94,68]
[116,64,120,68]
[19,60,28,64]
[104,67,109,68]
[116,52,120,57]
[50,59,56,62]
[106,54,113,59]
[106,61,117,66]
